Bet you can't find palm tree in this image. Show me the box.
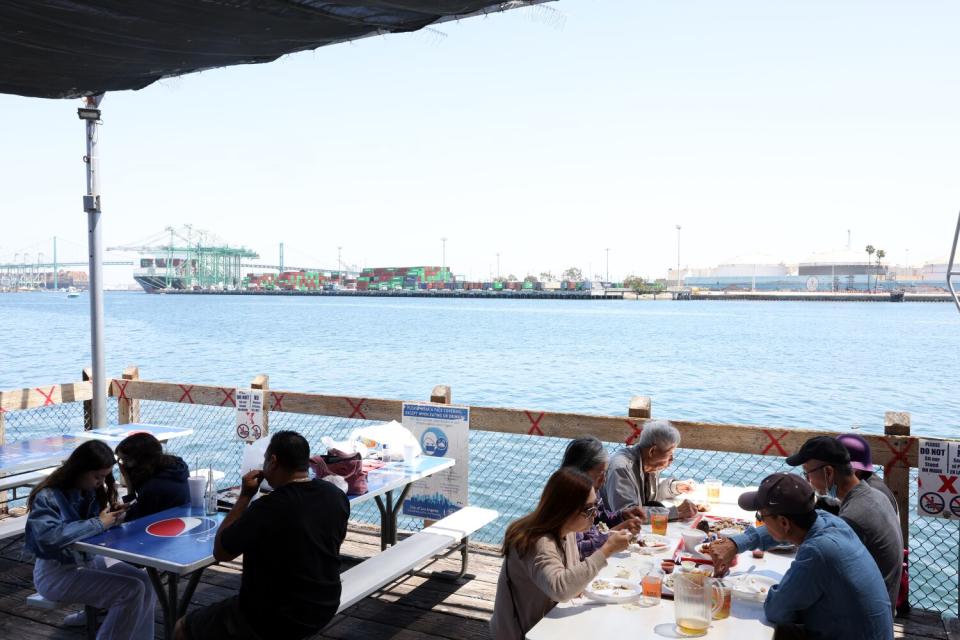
[865,245,875,292]
[875,249,886,293]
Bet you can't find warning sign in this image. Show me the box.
[235,388,265,443]
[917,439,960,519]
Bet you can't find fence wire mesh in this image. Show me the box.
[2,399,958,617]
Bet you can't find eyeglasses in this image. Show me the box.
[755,511,765,523]
[581,503,599,519]
[801,463,830,480]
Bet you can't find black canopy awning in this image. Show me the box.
[0,1,546,99]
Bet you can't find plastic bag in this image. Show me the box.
[240,437,273,491]
[349,420,421,459]
[320,436,368,459]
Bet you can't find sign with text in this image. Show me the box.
[401,402,469,519]
[235,388,265,442]
[917,439,960,519]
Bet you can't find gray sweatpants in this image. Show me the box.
[34,556,156,640]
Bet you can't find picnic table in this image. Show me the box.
[74,423,194,443]
[526,485,795,640]
[76,455,455,640]
[74,505,224,640]
[0,435,84,500]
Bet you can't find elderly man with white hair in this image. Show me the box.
[602,420,699,520]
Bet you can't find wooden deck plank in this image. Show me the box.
[0,524,947,640]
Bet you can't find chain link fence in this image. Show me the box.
[2,399,957,617]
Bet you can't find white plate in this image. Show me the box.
[630,533,672,554]
[584,578,642,604]
[728,574,777,602]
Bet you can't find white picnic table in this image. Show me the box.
[527,484,795,640]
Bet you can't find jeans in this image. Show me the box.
[34,556,156,640]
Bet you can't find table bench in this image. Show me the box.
[338,505,498,612]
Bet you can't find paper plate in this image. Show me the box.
[584,578,642,604]
[630,533,671,554]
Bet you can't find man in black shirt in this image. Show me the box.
[176,431,349,640]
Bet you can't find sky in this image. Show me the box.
[1,0,959,285]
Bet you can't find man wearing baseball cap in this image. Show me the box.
[712,473,893,639]
[786,436,903,612]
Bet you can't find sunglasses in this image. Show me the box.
[581,502,599,519]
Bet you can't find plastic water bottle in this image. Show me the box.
[204,468,218,515]
[381,442,391,462]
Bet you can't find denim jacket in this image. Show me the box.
[729,510,893,640]
[25,487,104,565]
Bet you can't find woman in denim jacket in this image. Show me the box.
[25,440,156,639]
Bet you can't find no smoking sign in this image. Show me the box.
[917,439,960,519]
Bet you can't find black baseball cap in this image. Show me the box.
[738,472,817,515]
[785,435,851,467]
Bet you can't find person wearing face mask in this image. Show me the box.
[602,420,699,520]
[708,436,902,614]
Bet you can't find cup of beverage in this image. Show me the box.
[712,581,732,620]
[649,507,669,536]
[641,573,663,606]
[188,476,206,509]
[403,443,417,463]
[705,479,722,503]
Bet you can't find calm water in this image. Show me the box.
[3,292,959,609]
[2,292,958,437]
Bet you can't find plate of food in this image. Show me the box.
[630,533,671,554]
[696,516,752,535]
[728,574,778,602]
[584,578,642,603]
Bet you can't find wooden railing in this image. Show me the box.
[0,367,935,546]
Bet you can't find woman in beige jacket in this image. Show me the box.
[490,467,631,640]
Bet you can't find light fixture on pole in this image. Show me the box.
[441,237,447,283]
[675,225,682,288]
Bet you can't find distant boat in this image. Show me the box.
[67,287,81,298]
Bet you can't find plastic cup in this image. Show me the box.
[649,507,669,536]
[403,443,417,463]
[705,479,722,503]
[712,582,732,620]
[188,476,205,509]
[641,574,662,606]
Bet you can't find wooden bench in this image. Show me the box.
[338,506,498,613]
[25,593,99,639]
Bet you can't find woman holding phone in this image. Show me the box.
[25,439,156,639]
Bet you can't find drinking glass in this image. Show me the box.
[649,507,669,536]
[641,573,662,606]
[673,573,722,637]
[705,479,722,503]
[712,581,732,619]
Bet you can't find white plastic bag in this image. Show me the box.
[320,436,368,459]
[350,420,421,459]
[240,437,273,491]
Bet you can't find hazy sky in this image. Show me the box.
[1,0,958,285]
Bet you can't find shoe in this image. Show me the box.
[63,610,86,627]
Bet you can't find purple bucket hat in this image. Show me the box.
[836,433,873,473]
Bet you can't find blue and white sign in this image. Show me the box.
[401,403,469,519]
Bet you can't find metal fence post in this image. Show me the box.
[252,374,269,436]
[118,366,140,425]
[0,408,5,513]
[884,411,911,548]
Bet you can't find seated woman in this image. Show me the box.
[602,419,699,519]
[561,436,643,559]
[115,432,190,520]
[26,439,156,639]
[490,467,630,640]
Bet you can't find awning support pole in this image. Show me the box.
[80,94,106,428]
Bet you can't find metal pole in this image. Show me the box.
[496,253,500,280]
[676,225,682,288]
[441,237,447,283]
[947,210,960,315]
[337,245,342,284]
[605,248,610,283]
[80,95,106,428]
[53,237,58,290]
